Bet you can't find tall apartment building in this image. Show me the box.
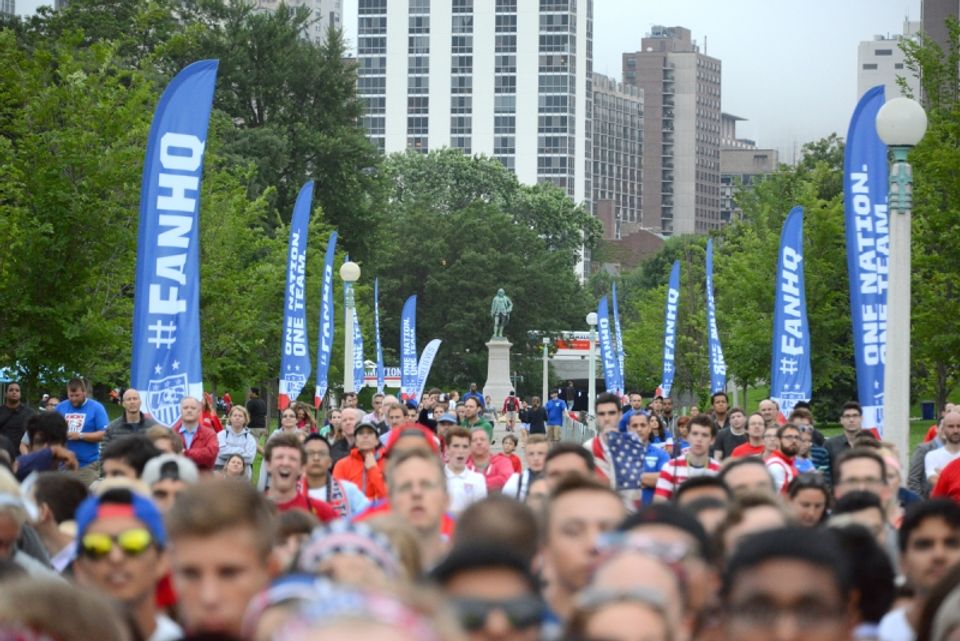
[591,72,642,239]
[922,0,959,55]
[1,0,14,17]
[622,26,721,235]
[256,0,342,44]
[858,20,921,100]
[356,0,593,211]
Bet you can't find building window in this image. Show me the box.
[495,76,517,93]
[451,96,472,113]
[875,49,893,56]
[862,63,878,70]
[496,0,517,10]
[894,63,904,69]
[495,95,516,113]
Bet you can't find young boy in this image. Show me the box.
[501,434,522,474]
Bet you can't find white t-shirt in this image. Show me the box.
[445,465,487,514]
[925,446,960,480]
[148,614,183,641]
[877,607,914,641]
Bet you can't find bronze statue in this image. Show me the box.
[491,289,513,338]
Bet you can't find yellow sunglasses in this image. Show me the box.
[80,528,153,559]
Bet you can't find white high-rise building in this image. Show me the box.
[357,0,593,212]
[256,0,342,44]
[857,20,921,100]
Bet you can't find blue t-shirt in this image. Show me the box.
[640,444,671,505]
[618,407,649,431]
[794,457,815,473]
[545,399,568,426]
[57,398,109,467]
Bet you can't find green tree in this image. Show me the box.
[370,150,595,391]
[903,18,960,413]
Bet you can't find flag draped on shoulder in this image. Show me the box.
[278,181,313,410]
[770,206,812,417]
[660,261,680,399]
[706,239,727,394]
[313,232,337,408]
[132,60,219,427]
[844,85,889,433]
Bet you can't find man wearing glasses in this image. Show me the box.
[765,423,801,494]
[430,545,543,641]
[74,487,182,641]
[825,401,865,476]
[722,527,857,641]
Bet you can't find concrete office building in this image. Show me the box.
[922,0,959,56]
[720,113,778,223]
[591,72,642,238]
[857,20,921,100]
[622,25,721,236]
[1,0,14,17]
[256,0,342,44]
[356,0,593,214]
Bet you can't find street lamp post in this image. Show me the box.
[542,337,550,404]
[875,96,927,469]
[586,312,598,429]
[340,260,361,394]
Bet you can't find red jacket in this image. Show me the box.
[466,453,514,492]
[177,424,219,471]
[333,448,388,500]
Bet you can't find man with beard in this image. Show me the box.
[264,433,337,521]
[765,423,801,494]
[926,411,960,489]
[0,382,33,461]
[301,434,369,518]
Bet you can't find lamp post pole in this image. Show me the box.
[587,312,598,430]
[876,97,927,470]
[542,337,550,405]
[340,261,361,394]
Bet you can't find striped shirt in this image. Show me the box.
[654,455,722,501]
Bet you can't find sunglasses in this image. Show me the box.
[80,528,153,560]
[450,597,543,631]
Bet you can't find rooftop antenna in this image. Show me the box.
[704,34,708,55]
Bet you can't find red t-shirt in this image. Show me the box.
[276,493,338,523]
[730,443,766,458]
[505,453,522,474]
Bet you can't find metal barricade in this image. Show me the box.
[561,412,596,444]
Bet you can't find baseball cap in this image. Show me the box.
[355,421,379,436]
[141,454,199,487]
[438,413,458,424]
[75,487,166,553]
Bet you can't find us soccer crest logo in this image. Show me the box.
[146,374,188,426]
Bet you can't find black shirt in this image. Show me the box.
[0,404,34,461]
[246,397,268,428]
[522,407,548,434]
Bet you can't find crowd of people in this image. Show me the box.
[0,377,959,641]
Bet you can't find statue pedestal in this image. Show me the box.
[484,338,513,414]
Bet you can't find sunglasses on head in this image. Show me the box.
[450,597,543,631]
[80,528,153,560]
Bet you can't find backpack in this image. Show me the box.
[506,397,518,411]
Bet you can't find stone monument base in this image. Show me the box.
[483,338,513,414]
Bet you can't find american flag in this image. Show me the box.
[607,431,647,490]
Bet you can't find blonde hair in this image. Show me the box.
[229,405,251,425]
[145,425,183,454]
[0,467,26,526]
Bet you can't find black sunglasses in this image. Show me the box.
[450,596,543,631]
